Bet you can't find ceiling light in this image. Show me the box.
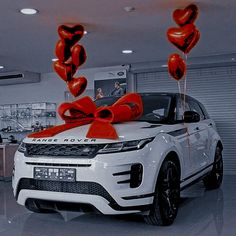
[0,66,4,69]
[84,30,88,35]
[124,6,135,12]
[52,58,58,62]
[161,64,168,67]
[20,8,38,15]
[122,50,133,54]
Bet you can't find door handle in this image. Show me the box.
[194,127,200,131]
[208,123,213,127]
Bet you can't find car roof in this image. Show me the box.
[95,92,202,107]
[138,92,177,97]
[98,92,193,100]
[138,93,200,103]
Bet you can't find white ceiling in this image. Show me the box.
[1,0,236,73]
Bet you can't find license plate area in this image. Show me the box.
[34,167,76,182]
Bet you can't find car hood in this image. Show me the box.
[24,121,172,144]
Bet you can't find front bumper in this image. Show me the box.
[13,146,157,214]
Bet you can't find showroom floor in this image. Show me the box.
[0,176,235,236]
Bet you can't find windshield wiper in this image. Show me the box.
[136,119,162,124]
[137,118,171,124]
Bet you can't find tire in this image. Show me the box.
[203,146,223,190]
[144,159,180,226]
[25,199,56,213]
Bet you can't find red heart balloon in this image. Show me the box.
[58,24,84,46]
[53,61,76,82]
[168,53,186,81]
[55,40,71,62]
[173,4,198,26]
[67,77,87,97]
[71,44,87,67]
[167,24,200,54]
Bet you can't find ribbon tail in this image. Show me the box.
[86,120,118,140]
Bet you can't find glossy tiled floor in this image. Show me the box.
[0,176,236,236]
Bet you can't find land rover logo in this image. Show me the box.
[117,71,124,76]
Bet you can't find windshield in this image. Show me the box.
[95,95,172,123]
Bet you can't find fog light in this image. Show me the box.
[130,163,143,188]
[12,166,15,178]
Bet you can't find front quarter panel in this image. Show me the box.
[207,120,223,163]
[147,133,185,191]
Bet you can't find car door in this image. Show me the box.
[188,99,210,171]
[175,96,195,177]
[175,96,209,176]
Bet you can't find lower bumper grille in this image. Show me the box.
[17,178,115,204]
[16,178,152,212]
[25,144,105,158]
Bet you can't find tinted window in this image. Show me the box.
[175,97,191,121]
[95,96,119,107]
[139,95,171,123]
[174,96,209,122]
[198,102,210,119]
[188,100,205,120]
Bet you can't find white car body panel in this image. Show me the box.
[12,94,222,215]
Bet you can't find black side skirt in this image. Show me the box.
[180,163,213,191]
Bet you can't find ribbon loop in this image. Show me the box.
[95,93,143,123]
[58,96,96,123]
[29,93,143,140]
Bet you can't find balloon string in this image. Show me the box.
[183,53,188,111]
[177,81,182,95]
[177,81,184,119]
[178,81,184,113]
[182,53,191,166]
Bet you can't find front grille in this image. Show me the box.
[25,144,105,158]
[17,178,115,204]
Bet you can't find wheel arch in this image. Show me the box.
[164,151,181,177]
[146,150,181,226]
[153,150,181,190]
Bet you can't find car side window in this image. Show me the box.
[188,100,205,120]
[198,102,210,119]
[175,97,191,121]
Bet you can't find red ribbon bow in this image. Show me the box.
[28,93,143,140]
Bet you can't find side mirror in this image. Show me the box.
[183,111,200,123]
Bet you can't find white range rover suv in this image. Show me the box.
[12,93,223,226]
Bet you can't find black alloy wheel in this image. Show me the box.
[204,146,223,189]
[144,159,180,226]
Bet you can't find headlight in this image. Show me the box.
[98,137,154,154]
[18,142,26,153]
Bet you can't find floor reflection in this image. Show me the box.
[0,176,236,236]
